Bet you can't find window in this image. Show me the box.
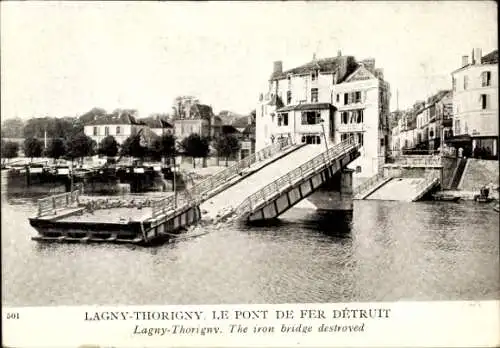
[464,75,468,90]
[301,111,321,125]
[116,126,121,135]
[356,109,364,123]
[357,133,364,146]
[455,120,461,134]
[311,88,318,102]
[429,130,434,138]
[287,91,292,105]
[341,111,348,124]
[481,94,488,109]
[354,91,362,103]
[380,138,384,146]
[344,93,349,105]
[336,94,340,103]
[302,135,321,144]
[481,71,491,87]
[93,127,98,136]
[356,166,362,173]
[311,71,317,81]
[104,126,109,136]
[287,75,291,89]
[277,113,289,126]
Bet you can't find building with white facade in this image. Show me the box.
[172,103,214,142]
[415,90,453,152]
[450,48,498,157]
[83,111,145,146]
[256,52,391,181]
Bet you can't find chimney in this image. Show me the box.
[337,50,342,57]
[273,61,283,74]
[472,48,482,64]
[462,55,469,67]
[374,68,384,80]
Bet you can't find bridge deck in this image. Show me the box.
[200,145,324,220]
[365,177,438,202]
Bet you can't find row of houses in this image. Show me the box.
[83,106,255,161]
[390,48,498,159]
[256,51,391,182]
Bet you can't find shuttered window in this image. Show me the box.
[481,71,491,87]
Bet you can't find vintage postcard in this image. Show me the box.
[1,1,498,347]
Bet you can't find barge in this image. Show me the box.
[29,189,202,246]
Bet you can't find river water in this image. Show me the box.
[2,185,499,306]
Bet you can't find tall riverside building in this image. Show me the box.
[256,52,391,183]
[450,48,498,157]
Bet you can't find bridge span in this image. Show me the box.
[30,136,361,244]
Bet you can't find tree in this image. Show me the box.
[66,133,94,164]
[120,134,146,161]
[213,134,241,166]
[1,141,19,163]
[99,135,119,161]
[1,118,24,138]
[180,134,210,168]
[23,137,43,161]
[78,107,107,124]
[172,96,199,119]
[150,134,176,163]
[46,138,67,162]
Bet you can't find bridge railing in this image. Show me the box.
[414,171,441,193]
[37,187,81,217]
[236,137,359,216]
[352,173,389,198]
[393,156,443,167]
[150,136,294,219]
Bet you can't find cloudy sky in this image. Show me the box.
[1,1,497,119]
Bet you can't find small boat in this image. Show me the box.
[474,186,494,203]
[474,195,494,203]
[433,194,461,202]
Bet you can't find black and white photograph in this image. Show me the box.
[1,1,498,346]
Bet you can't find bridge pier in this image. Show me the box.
[306,169,354,213]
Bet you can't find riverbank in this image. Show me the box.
[435,189,499,201]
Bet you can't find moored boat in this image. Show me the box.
[432,194,461,202]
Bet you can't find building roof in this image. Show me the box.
[452,49,499,73]
[481,50,498,64]
[85,111,144,126]
[277,103,333,113]
[140,117,173,129]
[242,124,256,135]
[270,56,355,81]
[232,115,252,128]
[221,125,240,134]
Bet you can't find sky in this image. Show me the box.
[1,1,497,120]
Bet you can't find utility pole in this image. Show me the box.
[396,89,399,111]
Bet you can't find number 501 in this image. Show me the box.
[6,312,19,319]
